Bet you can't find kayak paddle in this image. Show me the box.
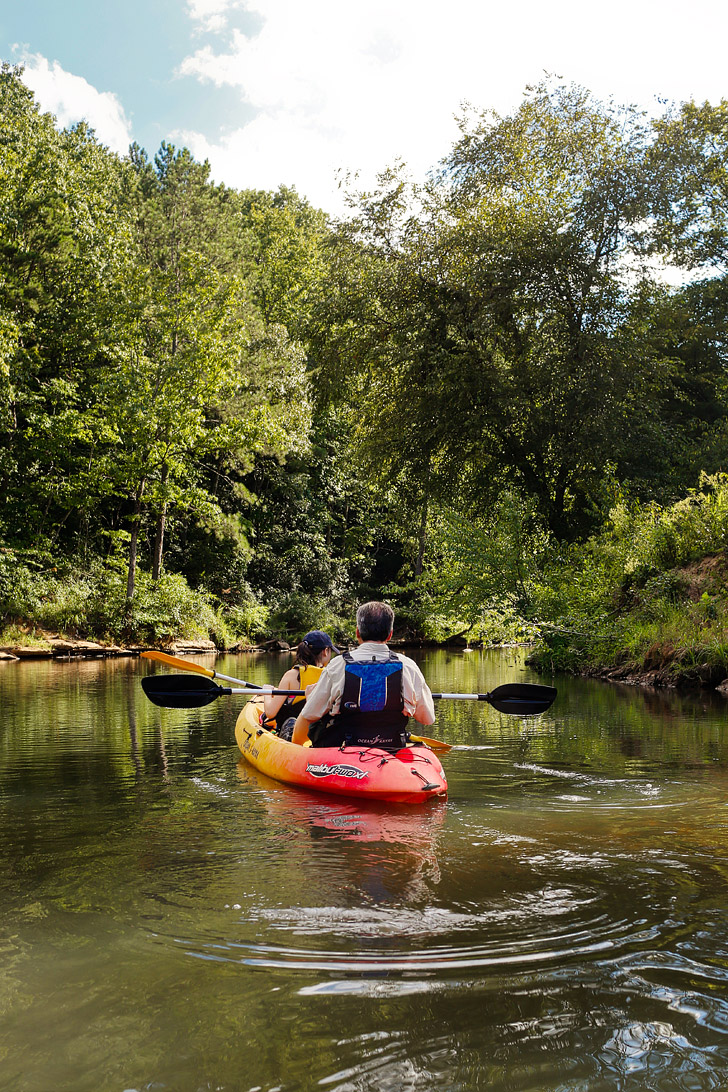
[141,674,297,708]
[140,649,264,689]
[141,673,556,715]
[140,651,555,714]
[409,733,452,754]
[431,682,557,714]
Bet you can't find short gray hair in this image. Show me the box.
[356,601,394,641]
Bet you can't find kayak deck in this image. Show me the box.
[235,698,447,803]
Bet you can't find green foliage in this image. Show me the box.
[312,82,668,541]
[651,99,728,270]
[384,491,549,641]
[0,546,222,637]
[266,591,350,643]
[222,595,271,644]
[389,577,538,645]
[236,185,328,331]
[530,474,728,679]
[611,473,728,576]
[236,410,391,623]
[0,67,320,627]
[6,67,728,658]
[0,623,51,648]
[0,546,263,646]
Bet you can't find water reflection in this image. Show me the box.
[2,650,728,1090]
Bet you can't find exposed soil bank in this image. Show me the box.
[577,663,728,693]
[0,629,496,662]
[0,634,221,662]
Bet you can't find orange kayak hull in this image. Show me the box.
[235,698,447,804]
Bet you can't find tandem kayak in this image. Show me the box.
[235,697,448,803]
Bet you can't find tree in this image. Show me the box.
[101,145,271,600]
[650,99,728,271]
[427,81,660,537]
[234,185,328,333]
[311,82,669,542]
[0,64,136,552]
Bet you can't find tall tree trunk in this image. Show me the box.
[126,477,146,601]
[152,461,169,581]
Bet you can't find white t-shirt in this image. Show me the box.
[300,642,436,726]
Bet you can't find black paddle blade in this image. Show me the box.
[141,674,226,708]
[486,682,557,715]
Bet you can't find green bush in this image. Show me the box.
[222,596,271,644]
[529,474,728,678]
[266,591,350,644]
[0,548,246,646]
[86,569,223,643]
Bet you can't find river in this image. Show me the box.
[2,648,728,1091]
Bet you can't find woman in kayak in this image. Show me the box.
[263,630,338,741]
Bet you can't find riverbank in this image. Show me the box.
[0,622,278,662]
[0,629,489,662]
[0,630,224,662]
[518,477,728,694]
[528,551,728,693]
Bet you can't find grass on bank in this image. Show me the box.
[529,473,728,686]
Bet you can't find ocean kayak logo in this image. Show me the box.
[306,762,369,780]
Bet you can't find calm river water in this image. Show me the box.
[2,648,728,1091]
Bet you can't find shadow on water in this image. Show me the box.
[1,649,728,1090]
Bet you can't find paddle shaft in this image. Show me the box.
[146,682,549,702]
[200,686,303,696]
[141,651,554,702]
[234,690,547,701]
[193,687,549,703]
[433,692,534,700]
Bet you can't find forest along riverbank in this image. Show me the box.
[7,70,728,685]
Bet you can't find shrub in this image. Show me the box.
[529,474,728,678]
[222,596,271,644]
[0,548,245,646]
[266,591,350,644]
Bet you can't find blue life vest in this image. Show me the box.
[309,651,410,750]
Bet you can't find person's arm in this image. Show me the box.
[413,681,436,726]
[291,660,338,744]
[292,713,316,746]
[405,660,436,725]
[263,668,298,718]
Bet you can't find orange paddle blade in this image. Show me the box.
[140,650,216,679]
[410,734,452,754]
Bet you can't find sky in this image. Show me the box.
[3,0,728,215]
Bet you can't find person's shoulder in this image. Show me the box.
[395,651,424,671]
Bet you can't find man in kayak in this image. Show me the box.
[291,601,435,749]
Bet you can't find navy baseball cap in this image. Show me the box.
[303,630,340,653]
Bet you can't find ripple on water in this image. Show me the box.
[506,763,724,818]
[606,949,728,1036]
[167,888,662,987]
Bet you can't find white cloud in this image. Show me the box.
[19,53,133,155]
[186,0,248,33]
[177,0,728,214]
